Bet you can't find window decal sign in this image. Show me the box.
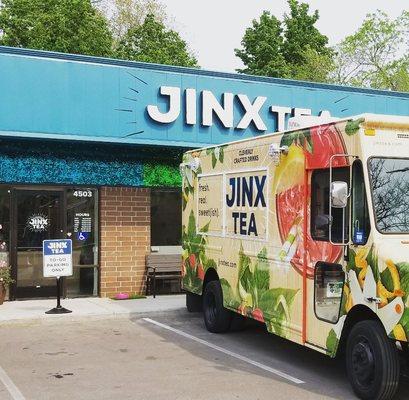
[27,214,49,232]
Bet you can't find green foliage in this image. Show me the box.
[235,11,287,77]
[109,0,166,39]
[332,10,409,91]
[289,45,334,83]
[0,0,113,56]
[235,1,332,82]
[282,0,332,76]
[326,329,339,356]
[0,265,14,286]
[114,14,198,67]
[143,162,181,187]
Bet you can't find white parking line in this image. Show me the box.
[143,317,305,385]
[0,365,26,400]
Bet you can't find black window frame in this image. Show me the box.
[310,167,350,243]
[313,261,345,325]
[367,156,409,235]
[351,160,371,245]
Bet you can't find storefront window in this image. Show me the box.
[65,188,98,296]
[151,189,182,246]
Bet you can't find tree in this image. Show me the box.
[331,11,409,91]
[114,14,198,67]
[108,0,166,39]
[282,0,332,77]
[235,0,332,82]
[290,46,334,83]
[0,0,113,57]
[235,11,287,77]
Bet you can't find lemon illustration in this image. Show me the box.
[272,143,305,194]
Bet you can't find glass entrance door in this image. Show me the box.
[13,190,64,298]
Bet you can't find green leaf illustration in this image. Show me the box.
[345,118,365,136]
[304,130,313,153]
[211,152,217,168]
[396,262,409,302]
[399,309,409,336]
[200,220,211,233]
[220,278,240,308]
[367,245,379,282]
[346,248,361,276]
[280,131,297,148]
[258,288,298,318]
[279,129,313,153]
[238,245,251,282]
[219,146,224,163]
[187,211,196,238]
[381,268,394,293]
[326,329,339,355]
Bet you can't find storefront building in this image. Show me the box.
[0,46,408,300]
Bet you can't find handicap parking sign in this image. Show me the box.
[77,232,89,241]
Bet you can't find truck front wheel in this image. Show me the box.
[203,280,232,333]
[346,320,400,400]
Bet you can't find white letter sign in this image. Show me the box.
[202,91,234,128]
[236,94,267,130]
[147,86,181,123]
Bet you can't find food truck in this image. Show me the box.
[180,114,409,400]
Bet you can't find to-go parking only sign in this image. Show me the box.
[43,239,73,278]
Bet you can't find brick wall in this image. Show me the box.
[100,187,150,298]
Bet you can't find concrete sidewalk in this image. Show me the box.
[0,294,186,326]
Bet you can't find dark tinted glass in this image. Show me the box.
[151,189,182,246]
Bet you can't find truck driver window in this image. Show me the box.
[352,161,370,244]
[368,157,409,233]
[314,262,344,323]
[311,168,349,242]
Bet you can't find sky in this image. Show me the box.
[160,0,407,72]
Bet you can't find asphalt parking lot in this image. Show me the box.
[0,309,409,400]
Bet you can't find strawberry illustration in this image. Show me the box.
[189,254,196,269]
[197,264,205,280]
[252,308,264,323]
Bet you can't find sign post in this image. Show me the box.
[43,239,73,314]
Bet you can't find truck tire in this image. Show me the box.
[203,280,232,333]
[346,320,400,400]
[186,292,202,312]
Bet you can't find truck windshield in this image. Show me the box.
[368,157,409,233]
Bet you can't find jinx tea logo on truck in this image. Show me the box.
[225,173,267,237]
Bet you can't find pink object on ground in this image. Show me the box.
[115,293,129,300]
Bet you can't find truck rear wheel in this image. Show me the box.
[186,292,202,312]
[203,280,232,333]
[346,320,400,400]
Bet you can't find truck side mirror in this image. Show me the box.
[331,181,348,208]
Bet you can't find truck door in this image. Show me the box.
[306,166,350,350]
[307,160,371,351]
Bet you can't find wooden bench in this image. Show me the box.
[146,253,182,298]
